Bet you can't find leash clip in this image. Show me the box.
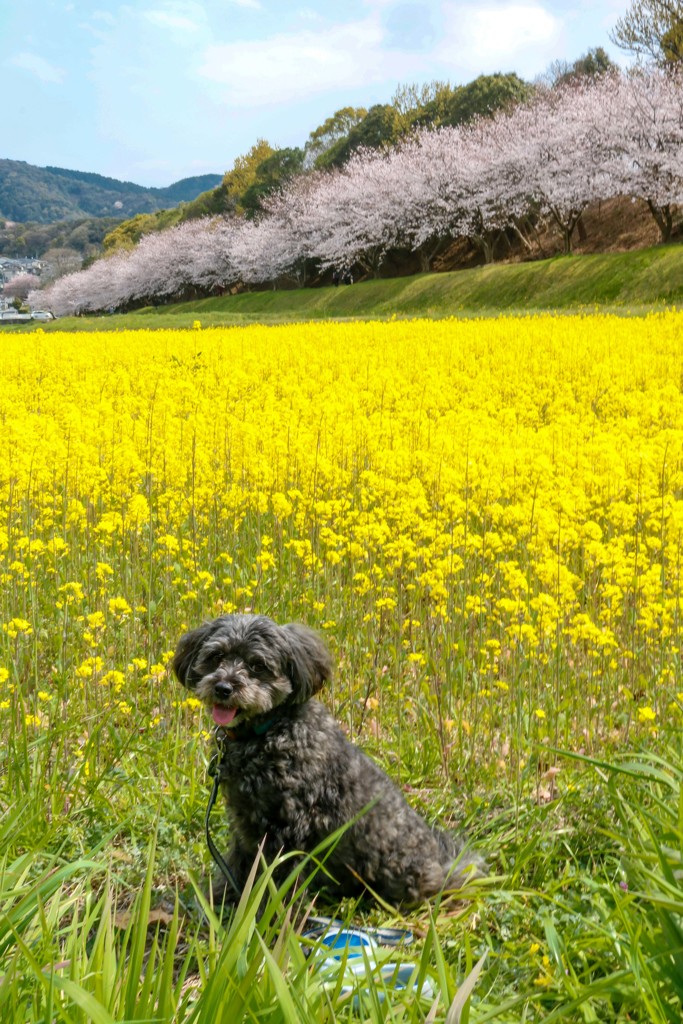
[208,726,230,778]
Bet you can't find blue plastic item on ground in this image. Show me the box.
[302,919,434,1003]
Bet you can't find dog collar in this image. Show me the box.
[216,714,278,743]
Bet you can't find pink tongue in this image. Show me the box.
[212,706,237,726]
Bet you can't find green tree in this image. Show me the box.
[178,185,229,221]
[573,46,618,76]
[317,105,402,168]
[390,80,456,131]
[222,139,275,214]
[103,209,183,251]
[173,140,301,220]
[437,73,534,127]
[66,223,91,252]
[306,107,367,167]
[611,0,683,64]
[241,148,305,217]
[543,47,618,87]
[10,234,28,256]
[661,16,683,58]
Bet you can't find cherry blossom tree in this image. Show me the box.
[451,120,527,263]
[257,171,331,285]
[487,80,617,254]
[228,175,326,288]
[228,216,282,285]
[616,68,683,240]
[384,128,469,269]
[297,153,403,277]
[196,218,241,292]
[3,273,36,302]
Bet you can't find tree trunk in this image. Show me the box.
[510,219,535,253]
[549,206,583,255]
[646,199,673,242]
[472,233,495,264]
[418,249,431,273]
[359,249,385,278]
[416,236,449,273]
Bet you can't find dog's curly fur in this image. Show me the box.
[173,613,479,906]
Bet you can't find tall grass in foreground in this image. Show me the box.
[2,315,683,1019]
[2,741,682,1021]
[0,795,486,1023]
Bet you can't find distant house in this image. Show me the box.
[0,256,46,283]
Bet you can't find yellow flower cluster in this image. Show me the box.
[0,314,681,773]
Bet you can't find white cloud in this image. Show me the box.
[197,16,420,105]
[142,1,212,33]
[79,10,117,41]
[10,52,66,84]
[293,7,323,21]
[440,2,562,74]
[90,10,117,26]
[227,0,262,8]
[143,9,202,31]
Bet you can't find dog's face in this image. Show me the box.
[172,614,333,729]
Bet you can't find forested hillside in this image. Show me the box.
[0,161,221,224]
[0,216,122,259]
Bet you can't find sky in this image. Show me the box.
[2,0,631,187]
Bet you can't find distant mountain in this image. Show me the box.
[0,160,222,224]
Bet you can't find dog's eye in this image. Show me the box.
[249,656,267,673]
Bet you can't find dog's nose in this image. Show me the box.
[214,680,234,701]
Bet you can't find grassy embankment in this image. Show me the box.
[8,242,683,332]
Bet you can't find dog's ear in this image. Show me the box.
[282,624,333,701]
[172,620,216,689]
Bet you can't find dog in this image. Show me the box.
[173,613,479,906]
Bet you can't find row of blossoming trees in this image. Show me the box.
[36,69,683,315]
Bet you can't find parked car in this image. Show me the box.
[31,310,56,321]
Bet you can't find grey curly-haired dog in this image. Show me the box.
[173,613,479,906]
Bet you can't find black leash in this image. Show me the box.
[205,730,242,900]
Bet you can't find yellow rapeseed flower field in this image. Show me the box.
[1,314,682,786]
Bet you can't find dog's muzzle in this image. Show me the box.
[200,671,240,727]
